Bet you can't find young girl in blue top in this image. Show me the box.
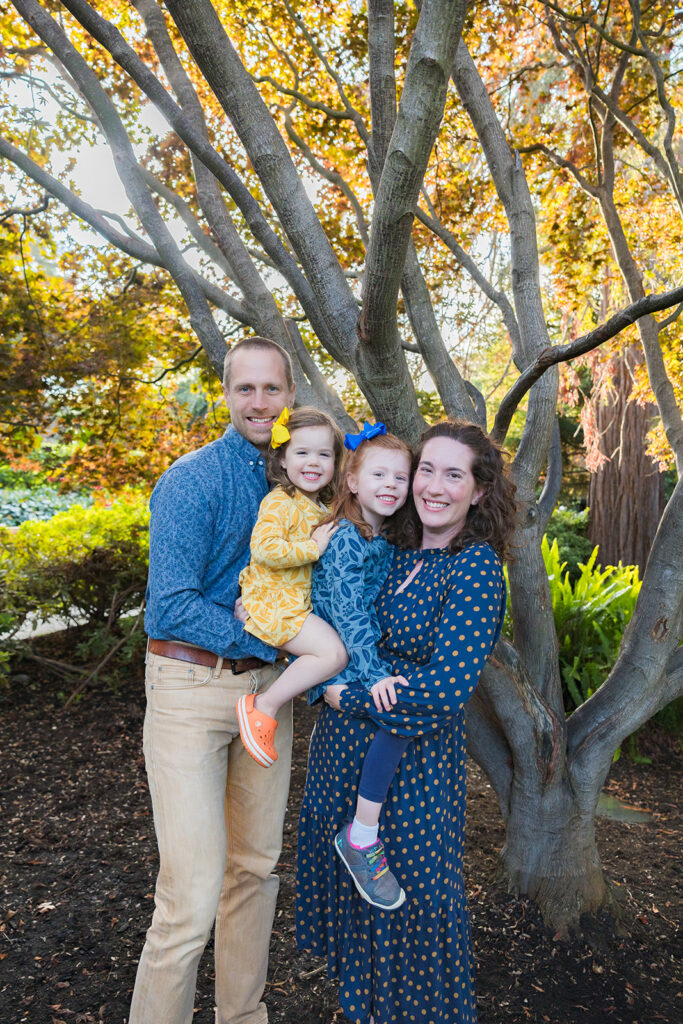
[238,417,415,908]
[309,424,416,910]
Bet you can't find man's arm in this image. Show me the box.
[145,466,275,660]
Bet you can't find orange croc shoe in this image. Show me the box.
[236,693,278,767]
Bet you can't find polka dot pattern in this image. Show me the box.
[296,544,505,1024]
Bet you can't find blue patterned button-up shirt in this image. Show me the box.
[144,425,276,660]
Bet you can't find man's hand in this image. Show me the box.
[324,684,348,710]
[311,520,338,555]
[234,596,248,624]
[371,675,407,712]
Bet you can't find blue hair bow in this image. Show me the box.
[344,421,386,451]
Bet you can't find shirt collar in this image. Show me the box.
[223,425,267,473]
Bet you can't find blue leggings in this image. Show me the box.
[357,728,412,804]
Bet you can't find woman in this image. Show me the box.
[296,420,517,1024]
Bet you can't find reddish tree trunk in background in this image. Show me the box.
[588,348,663,571]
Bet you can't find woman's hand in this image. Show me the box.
[234,596,248,624]
[371,675,407,712]
[324,684,347,710]
[312,520,338,555]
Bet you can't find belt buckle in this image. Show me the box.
[230,658,240,675]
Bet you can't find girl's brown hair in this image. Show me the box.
[322,433,414,543]
[402,420,518,559]
[266,406,345,507]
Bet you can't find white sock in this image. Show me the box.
[349,817,379,848]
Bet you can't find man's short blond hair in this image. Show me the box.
[222,336,294,391]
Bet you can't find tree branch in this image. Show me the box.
[478,640,567,795]
[12,0,246,374]
[492,285,683,445]
[451,38,562,710]
[465,688,513,821]
[164,0,359,365]
[140,166,236,280]
[658,302,683,332]
[568,478,683,781]
[537,0,649,57]
[251,73,353,122]
[133,0,305,358]
[416,197,523,360]
[0,193,50,223]
[537,418,563,530]
[588,79,683,211]
[0,132,253,328]
[359,0,466,345]
[283,111,369,247]
[283,320,356,431]
[400,240,475,420]
[367,0,397,183]
[281,0,371,148]
[353,0,467,441]
[58,0,342,365]
[517,142,601,198]
[627,0,683,211]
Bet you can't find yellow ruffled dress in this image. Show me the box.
[239,486,327,646]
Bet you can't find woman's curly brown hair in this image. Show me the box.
[265,406,345,507]
[401,420,518,560]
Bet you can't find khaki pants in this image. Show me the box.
[129,652,292,1024]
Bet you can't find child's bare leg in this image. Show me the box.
[254,614,347,718]
[355,795,382,828]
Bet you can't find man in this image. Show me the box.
[129,337,296,1024]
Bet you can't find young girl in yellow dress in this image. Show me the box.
[236,406,349,766]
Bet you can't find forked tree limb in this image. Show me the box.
[491,285,683,445]
[568,478,683,784]
[58,0,342,364]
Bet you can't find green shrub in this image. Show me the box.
[542,537,641,711]
[0,495,150,654]
[0,485,93,526]
[544,505,593,582]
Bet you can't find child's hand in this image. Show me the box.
[312,521,338,554]
[371,675,406,712]
[234,596,248,624]
[324,684,348,710]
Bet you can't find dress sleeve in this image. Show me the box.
[340,546,505,737]
[322,526,395,689]
[249,490,320,569]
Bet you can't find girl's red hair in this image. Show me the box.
[322,433,414,542]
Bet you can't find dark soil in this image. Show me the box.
[1,645,680,1024]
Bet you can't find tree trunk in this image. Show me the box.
[498,773,612,936]
[588,347,662,571]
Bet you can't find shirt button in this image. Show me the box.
[249,460,254,466]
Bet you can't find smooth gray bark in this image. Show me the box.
[451,40,562,710]
[359,0,466,347]
[59,0,340,363]
[164,0,360,362]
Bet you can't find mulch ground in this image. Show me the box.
[1,645,680,1024]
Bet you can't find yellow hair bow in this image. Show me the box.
[270,407,291,449]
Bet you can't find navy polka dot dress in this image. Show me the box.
[296,543,505,1024]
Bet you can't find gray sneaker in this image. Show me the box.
[334,825,406,910]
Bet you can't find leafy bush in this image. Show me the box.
[543,537,641,711]
[0,495,150,656]
[544,505,593,582]
[0,485,93,526]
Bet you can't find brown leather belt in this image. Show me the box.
[148,638,282,675]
